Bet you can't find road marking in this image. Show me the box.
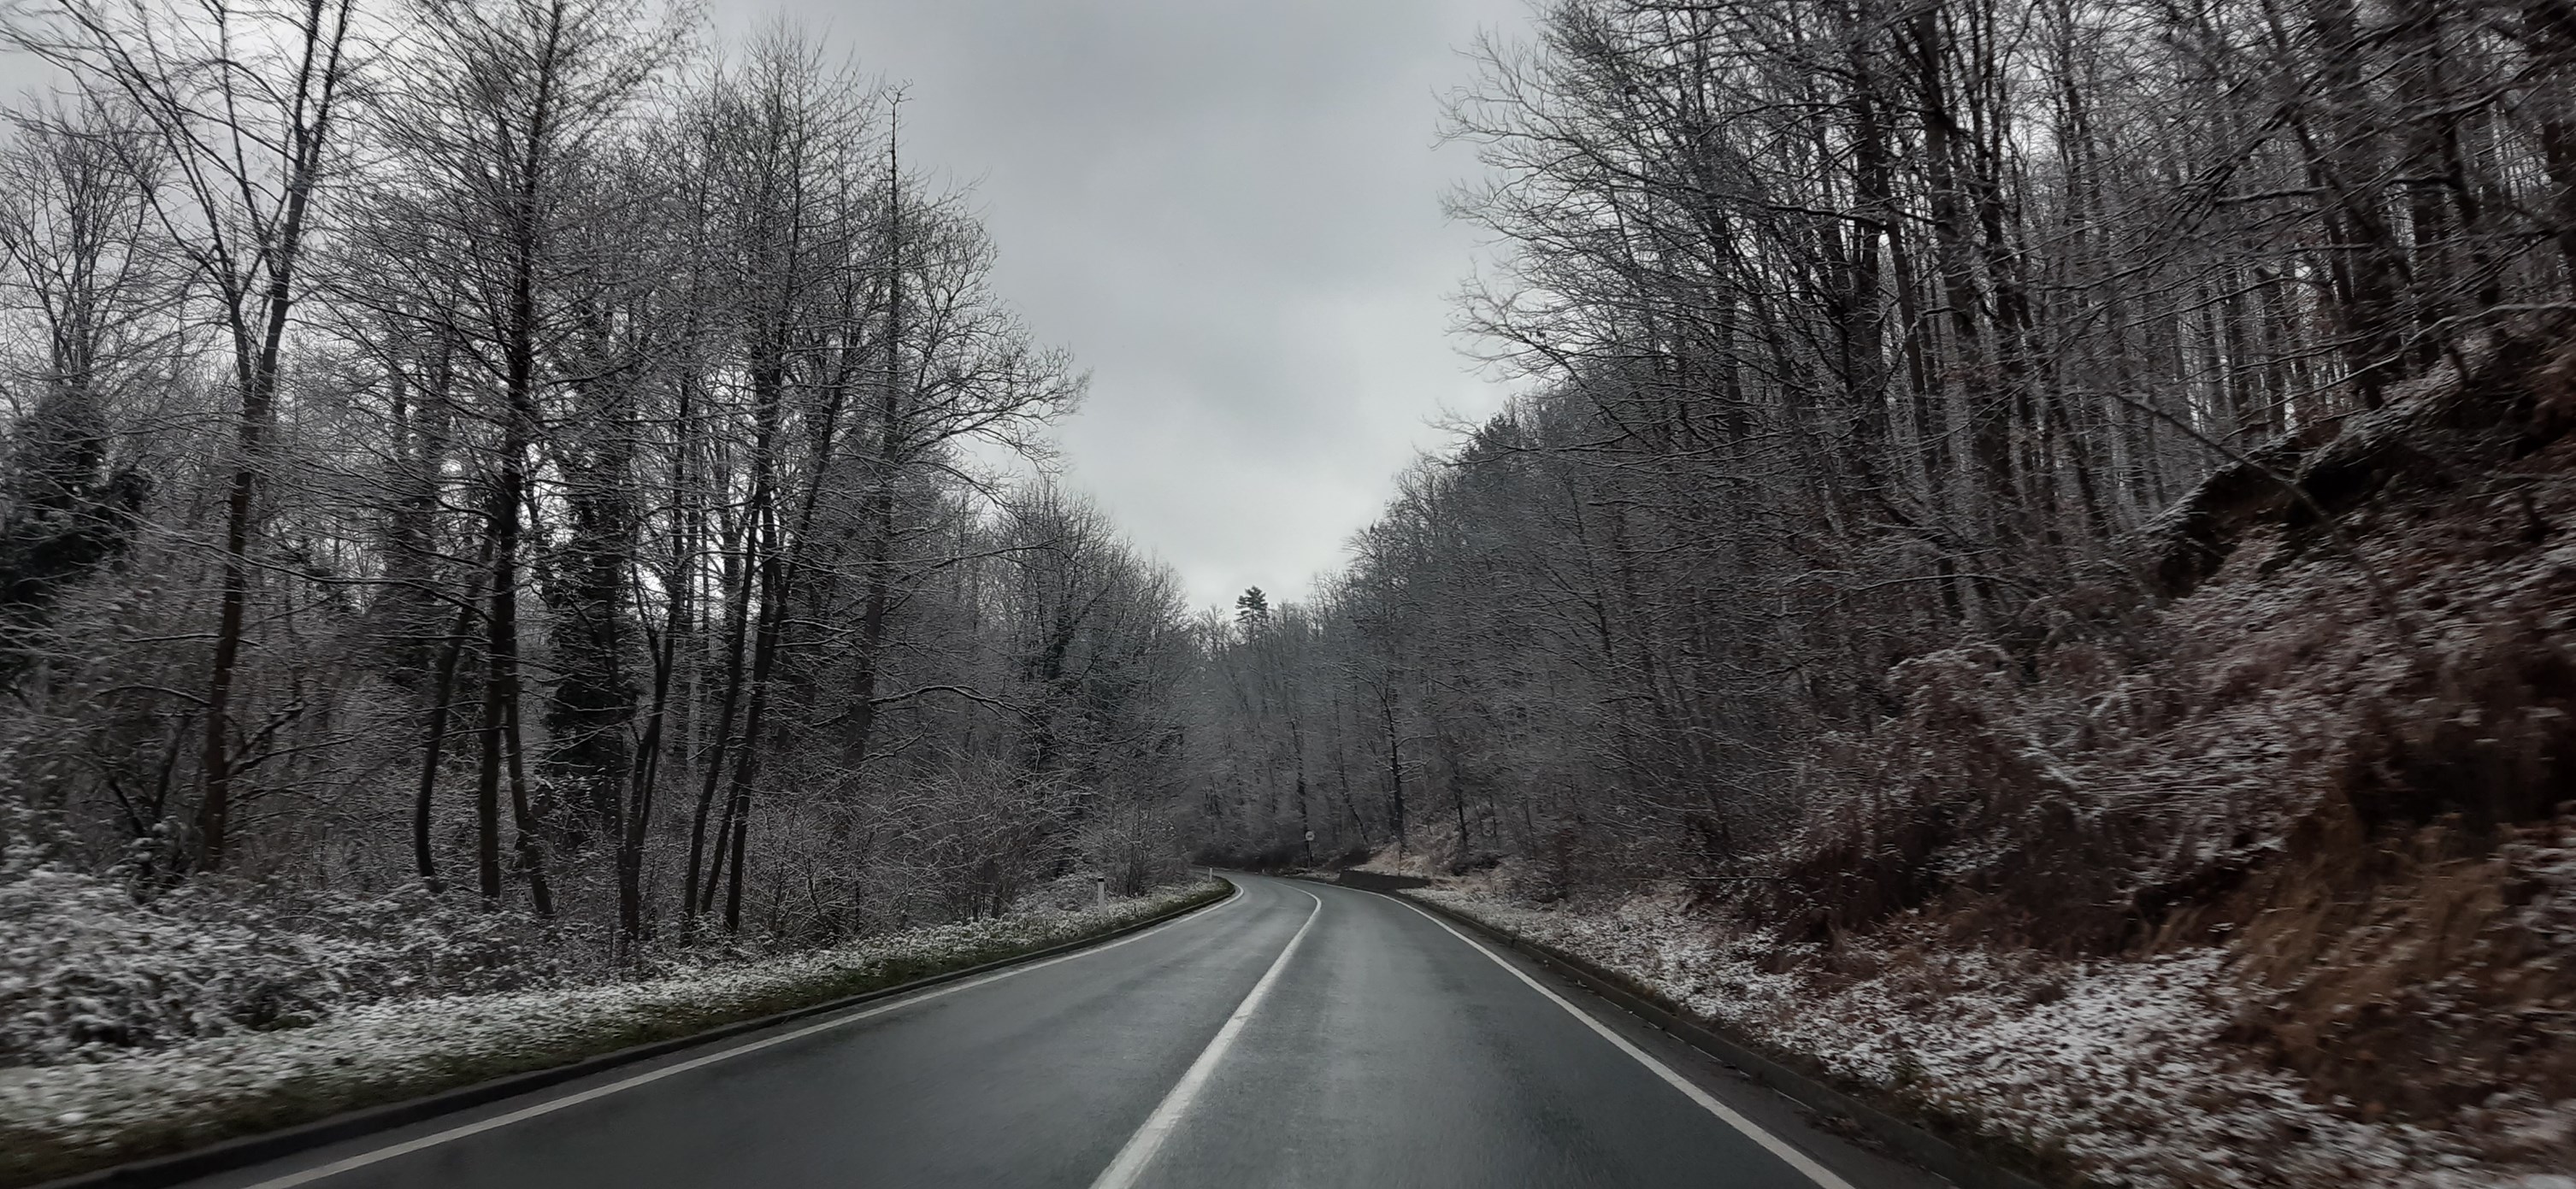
[1087,887,1323,1189]
[1395,898,1861,1189]
[234,886,1248,1189]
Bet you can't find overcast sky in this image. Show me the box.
[747,0,1531,613]
[0,0,1535,613]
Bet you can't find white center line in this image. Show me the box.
[234,886,1247,1189]
[1396,898,1860,1189]
[1087,887,1323,1189]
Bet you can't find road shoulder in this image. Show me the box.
[10,880,1235,1189]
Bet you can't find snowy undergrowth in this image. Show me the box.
[0,867,584,1067]
[0,878,1227,1187]
[1417,880,2575,1189]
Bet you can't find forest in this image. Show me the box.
[3,0,2574,1181]
[0,0,1202,970]
[1196,0,2576,917]
[1184,0,2575,1178]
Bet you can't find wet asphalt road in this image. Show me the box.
[196,874,1948,1189]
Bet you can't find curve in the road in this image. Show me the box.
[1089,887,1322,1189]
[223,884,1251,1189]
[185,874,1944,1189]
[1395,898,1858,1189]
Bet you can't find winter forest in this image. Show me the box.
[4,0,2576,1183]
[0,0,1200,944]
[1206,0,2576,887]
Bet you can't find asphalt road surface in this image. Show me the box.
[196,874,1952,1189]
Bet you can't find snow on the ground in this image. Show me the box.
[1417,881,2575,1189]
[0,880,1223,1186]
[0,866,587,1067]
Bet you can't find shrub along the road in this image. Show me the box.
[0,879,1228,1188]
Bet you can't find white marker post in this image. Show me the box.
[1095,873,1107,906]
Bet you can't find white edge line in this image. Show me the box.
[1394,897,1861,1189]
[239,886,1249,1189]
[1086,888,1323,1189]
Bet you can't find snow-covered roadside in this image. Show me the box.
[0,880,1227,1187]
[1412,884,2574,1189]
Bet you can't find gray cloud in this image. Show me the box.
[749,0,1529,610]
[0,0,1530,612]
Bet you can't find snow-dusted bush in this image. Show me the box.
[0,866,575,1067]
[1711,331,2576,1175]
[0,878,1229,1186]
[1347,333,2576,1189]
[1760,327,2576,957]
[1422,883,2576,1189]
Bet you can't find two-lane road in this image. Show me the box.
[197,875,1945,1188]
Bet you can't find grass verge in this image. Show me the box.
[0,880,1229,1188]
[1403,888,2075,1188]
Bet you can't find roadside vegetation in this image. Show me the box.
[1414,865,2569,1189]
[0,0,1200,952]
[1187,2,2576,1185]
[0,0,1215,1174]
[7,0,2574,1182]
[0,878,1227,1187]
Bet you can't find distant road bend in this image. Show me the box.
[195,875,1946,1189]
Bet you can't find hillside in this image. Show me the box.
[1404,322,2576,1186]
